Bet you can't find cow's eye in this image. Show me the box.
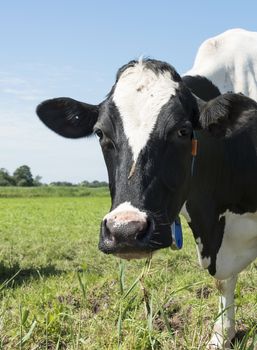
[177,127,191,137]
[94,128,104,140]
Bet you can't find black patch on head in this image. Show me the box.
[183,75,221,101]
[96,99,135,204]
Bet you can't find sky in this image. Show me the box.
[1,0,257,183]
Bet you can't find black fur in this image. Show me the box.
[200,93,257,137]
[36,98,99,138]
[183,75,221,101]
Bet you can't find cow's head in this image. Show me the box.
[37,59,256,259]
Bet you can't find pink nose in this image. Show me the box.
[105,210,148,241]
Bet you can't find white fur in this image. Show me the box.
[207,210,257,348]
[215,210,257,280]
[208,276,237,349]
[181,202,191,223]
[185,28,257,101]
[113,61,179,162]
[195,237,211,269]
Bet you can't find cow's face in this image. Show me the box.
[95,61,199,258]
[36,59,198,258]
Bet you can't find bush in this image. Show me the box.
[0,178,11,186]
[13,165,34,186]
[0,168,15,186]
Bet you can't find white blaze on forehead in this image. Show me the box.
[113,61,179,162]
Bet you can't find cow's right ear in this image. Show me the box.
[36,98,99,138]
[196,93,257,137]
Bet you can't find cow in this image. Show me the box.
[36,28,257,349]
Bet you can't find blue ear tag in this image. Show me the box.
[170,217,183,250]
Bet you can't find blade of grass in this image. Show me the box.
[20,321,37,346]
[119,260,125,296]
[117,295,136,347]
[77,271,86,300]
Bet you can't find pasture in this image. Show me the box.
[0,187,256,349]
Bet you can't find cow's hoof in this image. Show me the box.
[207,345,231,350]
[207,324,235,349]
[207,339,232,350]
[207,333,233,349]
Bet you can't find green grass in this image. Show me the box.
[0,186,109,198]
[0,187,256,349]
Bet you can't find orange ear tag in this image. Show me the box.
[191,139,198,156]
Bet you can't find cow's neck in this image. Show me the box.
[190,130,257,214]
[185,129,257,275]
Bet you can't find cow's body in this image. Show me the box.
[181,126,257,348]
[182,28,257,348]
[37,29,257,349]
[182,129,257,277]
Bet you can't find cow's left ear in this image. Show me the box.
[36,97,99,138]
[198,93,257,137]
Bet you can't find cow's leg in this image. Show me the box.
[207,275,237,350]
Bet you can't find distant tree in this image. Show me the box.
[50,181,74,186]
[80,180,108,187]
[33,175,43,186]
[80,180,90,187]
[99,181,108,187]
[0,165,109,188]
[91,180,100,187]
[0,168,15,186]
[91,180,108,187]
[13,165,34,187]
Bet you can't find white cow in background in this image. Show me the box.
[186,28,257,101]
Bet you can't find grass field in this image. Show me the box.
[0,187,256,349]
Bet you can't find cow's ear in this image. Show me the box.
[199,93,257,137]
[36,97,99,138]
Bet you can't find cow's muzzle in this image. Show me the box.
[98,202,156,259]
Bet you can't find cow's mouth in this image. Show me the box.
[98,220,172,259]
[114,251,153,260]
[98,231,155,259]
[99,242,154,260]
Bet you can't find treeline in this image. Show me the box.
[0,166,108,187]
[0,166,40,187]
[50,180,109,187]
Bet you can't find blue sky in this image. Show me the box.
[1,0,257,183]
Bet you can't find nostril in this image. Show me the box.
[102,219,113,240]
[136,219,152,241]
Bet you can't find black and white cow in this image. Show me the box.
[36,29,257,349]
